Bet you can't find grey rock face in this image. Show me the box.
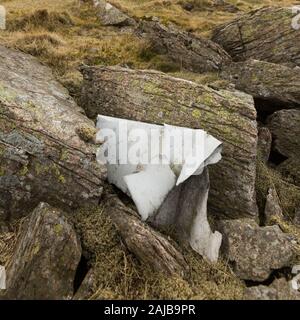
[267,109,300,159]
[212,7,300,67]
[80,65,258,219]
[218,219,296,281]
[221,59,300,109]
[0,45,106,220]
[244,278,300,300]
[136,19,232,73]
[3,203,82,300]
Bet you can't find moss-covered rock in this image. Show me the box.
[212,7,300,67]
[0,45,106,221]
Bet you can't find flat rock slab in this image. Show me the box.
[3,203,81,300]
[221,59,300,109]
[212,7,300,67]
[81,66,258,219]
[218,219,296,281]
[136,19,232,73]
[0,45,106,220]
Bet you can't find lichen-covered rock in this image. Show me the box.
[267,109,300,159]
[3,203,81,300]
[93,0,135,26]
[106,195,188,277]
[244,278,300,300]
[264,188,284,226]
[80,66,258,219]
[212,7,300,67]
[73,268,97,300]
[221,60,300,109]
[0,45,106,220]
[218,219,296,281]
[258,127,272,163]
[136,19,232,73]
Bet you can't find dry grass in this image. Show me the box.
[0,0,297,96]
[256,154,300,221]
[0,219,23,267]
[73,204,245,300]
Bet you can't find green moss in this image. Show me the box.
[76,125,96,143]
[192,109,201,119]
[18,165,29,176]
[0,167,5,176]
[58,174,66,184]
[54,223,63,235]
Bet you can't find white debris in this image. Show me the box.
[0,265,6,290]
[96,115,223,262]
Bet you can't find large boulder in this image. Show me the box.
[0,45,106,221]
[267,109,300,159]
[80,66,258,219]
[3,203,82,299]
[221,59,300,110]
[136,19,232,73]
[218,219,296,281]
[267,109,300,187]
[212,7,300,67]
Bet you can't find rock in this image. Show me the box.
[212,0,239,13]
[212,7,300,67]
[80,66,258,219]
[3,203,81,299]
[0,5,5,30]
[264,188,284,226]
[93,0,136,27]
[257,127,272,163]
[182,3,194,12]
[106,195,188,277]
[294,208,300,226]
[218,219,296,281]
[267,109,300,159]
[151,168,222,263]
[244,278,300,300]
[0,45,106,220]
[135,19,232,73]
[73,268,97,300]
[221,60,300,110]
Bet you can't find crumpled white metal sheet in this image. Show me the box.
[96,115,223,262]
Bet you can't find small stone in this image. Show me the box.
[218,219,296,281]
[94,0,136,27]
[3,203,82,299]
[264,188,284,226]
